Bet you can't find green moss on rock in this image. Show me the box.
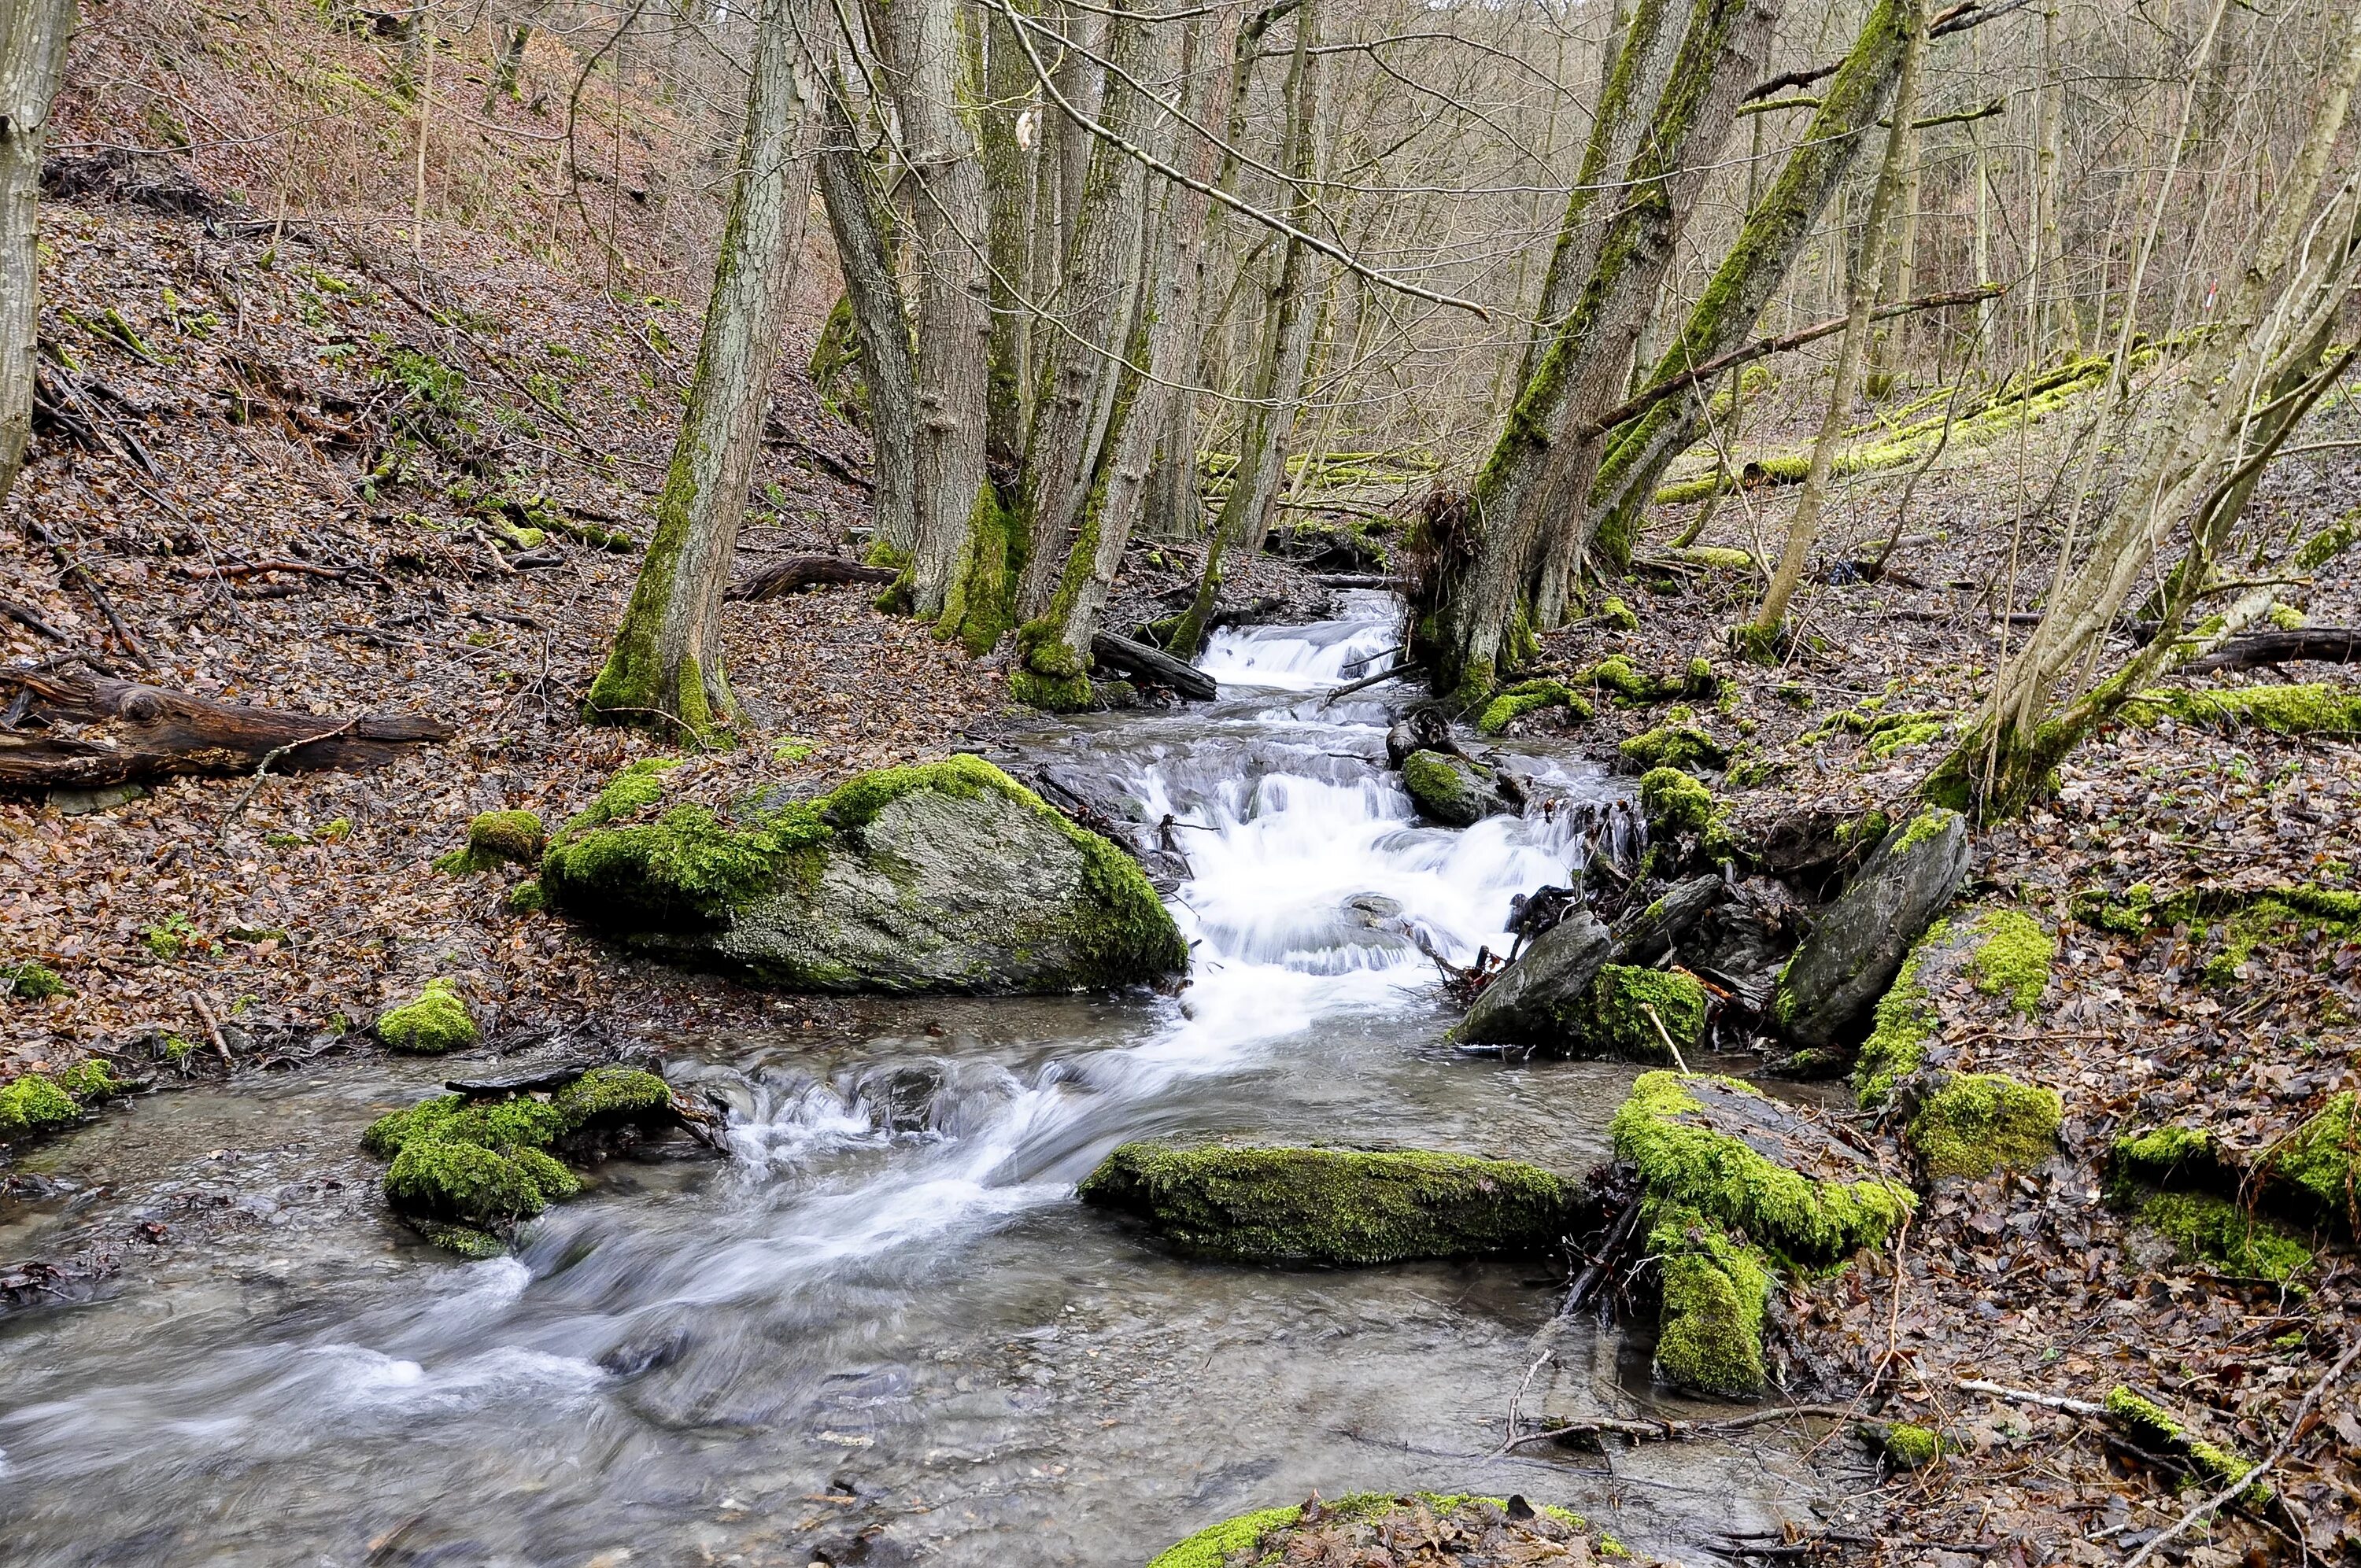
[1597,596,1639,632]
[1906,1072,2062,1180]
[1146,1494,1598,1568]
[385,1137,578,1227]
[2134,1190,2311,1282]
[1619,725,1726,774]
[2274,1093,2361,1227]
[435,810,548,874]
[1077,1142,1574,1265]
[1858,1421,1946,1470]
[2104,1387,2270,1502]
[1853,919,1945,1106]
[375,978,478,1054]
[1650,1203,1771,1397]
[1576,965,1709,1061]
[1475,679,1593,735]
[1965,910,2052,1013]
[1401,749,1509,828]
[0,1074,82,1142]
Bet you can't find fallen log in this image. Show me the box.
[726,555,899,601]
[1091,631,1218,700]
[2182,626,2361,673]
[0,668,454,793]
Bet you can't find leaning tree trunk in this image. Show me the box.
[889,0,998,648]
[1582,0,1912,567]
[1166,0,1323,659]
[1422,0,1780,706]
[0,0,73,508]
[1013,0,1240,705]
[1739,0,1924,650]
[1010,0,1152,624]
[815,80,918,563]
[586,0,816,737]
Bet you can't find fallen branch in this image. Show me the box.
[726,555,899,601]
[2181,626,2361,673]
[1092,632,1219,700]
[1955,1379,2105,1415]
[1494,1403,1855,1456]
[1317,662,1413,707]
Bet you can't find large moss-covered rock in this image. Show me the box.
[1453,910,1614,1048]
[1612,1072,1914,1398]
[375,978,478,1054]
[1077,1142,1574,1265]
[1399,749,1515,827]
[1774,807,1969,1052]
[0,1061,122,1145]
[1854,908,2055,1105]
[1903,1071,2062,1180]
[1146,1493,1639,1568]
[541,756,1185,993]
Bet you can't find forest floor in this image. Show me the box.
[8,138,2361,1568]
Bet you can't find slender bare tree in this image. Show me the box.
[0,0,75,507]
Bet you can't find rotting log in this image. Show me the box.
[1090,632,1217,701]
[726,555,900,601]
[2182,628,2361,673]
[0,668,453,792]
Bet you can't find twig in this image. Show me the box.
[188,990,231,1070]
[1317,662,1412,707]
[1639,1002,1690,1072]
[1491,1403,1854,1457]
[1956,1378,2106,1416]
[216,717,361,840]
[2120,1338,2361,1568]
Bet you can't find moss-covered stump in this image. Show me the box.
[434,810,547,874]
[1077,1142,1575,1266]
[1855,909,2056,1106]
[1571,965,1709,1062]
[375,978,478,1054]
[1612,1072,1914,1399]
[1902,1072,2062,1181]
[0,1061,125,1146]
[1773,807,1970,1055]
[1146,1492,1649,1568]
[1399,749,1516,827]
[2104,1388,2270,1503]
[1453,910,1615,1050]
[540,755,1185,994]
[361,1064,685,1253]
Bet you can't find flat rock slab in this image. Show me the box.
[1662,1074,1882,1187]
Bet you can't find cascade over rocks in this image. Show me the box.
[1772,806,1969,1053]
[1399,747,1518,826]
[541,756,1187,994]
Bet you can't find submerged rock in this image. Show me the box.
[1453,910,1615,1049]
[1611,1072,1913,1397]
[1773,806,1970,1053]
[1399,748,1515,827]
[1077,1141,1573,1265]
[540,756,1186,994]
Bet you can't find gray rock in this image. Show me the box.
[1609,875,1727,965]
[544,758,1187,994]
[1454,910,1614,1047]
[1773,807,1969,1049]
[1401,749,1514,827]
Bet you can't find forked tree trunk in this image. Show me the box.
[586,0,817,738]
[815,81,918,562]
[1741,0,1924,649]
[1582,0,1912,566]
[0,0,72,508]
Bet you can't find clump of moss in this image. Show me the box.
[1402,749,1508,828]
[1965,909,2052,1013]
[1850,919,1944,1105]
[1672,546,1754,572]
[2071,884,2360,985]
[2110,1123,2224,1185]
[505,879,546,913]
[2134,1190,2311,1282]
[434,810,547,874]
[0,1074,82,1142]
[362,1066,676,1246]
[1650,1202,1772,1396]
[1619,724,1726,774]
[1639,768,1713,837]
[2272,1093,2360,1227]
[375,978,478,1054]
[1906,1072,2062,1180]
[1475,679,1593,735]
[1855,913,2053,1107]
[2104,1388,2270,1502]
[1801,705,1953,759]
[1613,1072,1913,1269]
[2119,683,2361,736]
[1147,1494,1598,1568]
[1596,596,1639,631]
[56,1060,124,1101]
[1576,965,1709,1061]
[2,960,66,1001]
[1077,1142,1574,1265]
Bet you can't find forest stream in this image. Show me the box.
[0,596,1832,1566]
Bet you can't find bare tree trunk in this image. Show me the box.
[980,0,1037,470]
[815,80,918,563]
[1741,0,1925,650]
[2030,0,2064,360]
[889,0,998,647]
[486,9,531,108]
[588,0,816,738]
[0,0,73,507]
[1864,112,1919,394]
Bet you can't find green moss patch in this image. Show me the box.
[2071,883,2359,986]
[2132,1190,2311,1282]
[1857,1420,1948,1470]
[2104,1387,2270,1503]
[434,810,547,875]
[1618,724,1726,775]
[2119,682,2361,736]
[2,960,66,1001]
[1650,1202,1772,1397]
[1147,1493,1604,1568]
[1965,910,2052,1013]
[2273,1093,2361,1227]
[1855,910,2052,1109]
[1475,679,1593,735]
[1906,1072,2062,1181]
[0,1075,83,1142]
[375,978,478,1054]
[1853,918,1945,1106]
[1077,1142,1574,1266]
[1575,965,1708,1062]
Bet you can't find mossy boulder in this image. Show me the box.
[1774,807,1970,1053]
[375,978,478,1054]
[2108,1110,2355,1238]
[1572,965,1709,1062]
[1453,910,1615,1050]
[1077,1142,1575,1265]
[0,1061,124,1144]
[1638,767,1741,866]
[540,756,1185,994]
[361,1064,681,1251]
[2,959,66,1001]
[2128,1190,2311,1282]
[1857,1421,1949,1470]
[1613,1072,1914,1399]
[1474,679,1592,736]
[1147,1493,1624,1568]
[434,810,547,874]
[1399,748,1514,827]
[1617,724,1726,774]
[1903,1072,2061,1181]
[1855,909,2054,1105]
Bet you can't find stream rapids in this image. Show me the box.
[0,595,1830,1566]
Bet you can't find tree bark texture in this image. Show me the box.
[586,0,817,736]
[0,0,72,507]
[815,81,918,561]
[980,0,1038,468]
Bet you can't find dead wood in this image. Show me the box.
[726,555,900,601]
[2182,626,2361,672]
[1091,631,1219,699]
[0,668,453,792]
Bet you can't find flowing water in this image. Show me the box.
[0,596,1834,1566]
